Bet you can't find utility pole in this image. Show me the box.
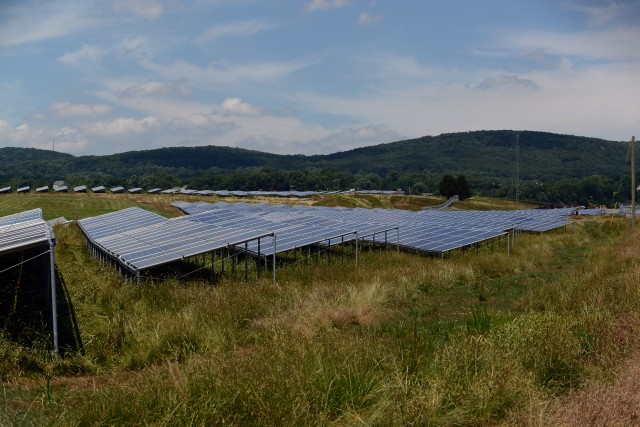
[632,135,636,226]
[52,137,55,152]
[515,133,520,209]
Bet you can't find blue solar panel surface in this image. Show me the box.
[173,201,573,254]
[80,200,575,274]
[78,208,276,273]
[0,209,55,255]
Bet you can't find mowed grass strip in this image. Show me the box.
[0,193,179,220]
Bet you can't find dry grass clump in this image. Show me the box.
[541,350,640,426]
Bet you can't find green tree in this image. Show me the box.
[456,175,471,200]
[439,174,457,198]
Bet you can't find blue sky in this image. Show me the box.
[1,0,639,155]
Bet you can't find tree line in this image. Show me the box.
[2,165,633,206]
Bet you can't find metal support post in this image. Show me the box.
[272,234,276,286]
[632,136,636,226]
[49,243,59,355]
[245,242,248,282]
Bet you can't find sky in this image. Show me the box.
[1,0,639,156]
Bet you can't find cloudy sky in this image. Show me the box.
[1,0,639,156]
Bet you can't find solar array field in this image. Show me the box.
[174,201,574,252]
[76,199,577,279]
[0,186,408,198]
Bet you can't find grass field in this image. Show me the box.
[0,193,177,220]
[1,193,638,425]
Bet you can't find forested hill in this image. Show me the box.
[315,131,629,180]
[0,130,630,184]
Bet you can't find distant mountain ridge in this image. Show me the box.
[0,130,629,184]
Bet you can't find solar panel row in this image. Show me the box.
[173,201,574,254]
[78,208,276,274]
[0,186,375,198]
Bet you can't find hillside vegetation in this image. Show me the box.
[1,194,640,425]
[0,130,633,205]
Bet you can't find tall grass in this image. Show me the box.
[2,216,640,425]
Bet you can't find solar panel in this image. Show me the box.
[53,185,68,192]
[0,209,59,353]
[0,209,55,255]
[0,209,44,227]
[36,186,49,192]
[0,187,12,194]
[172,201,572,255]
[92,186,106,193]
[110,186,125,193]
[73,185,87,192]
[17,186,30,193]
[78,207,275,274]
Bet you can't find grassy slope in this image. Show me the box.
[0,193,178,220]
[1,194,639,425]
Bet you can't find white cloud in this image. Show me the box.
[306,0,350,12]
[504,25,640,62]
[218,97,266,116]
[52,127,89,153]
[360,54,435,83]
[294,58,640,144]
[139,57,313,85]
[119,81,192,99]
[0,120,88,153]
[0,1,97,48]
[566,0,633,27]
[198,20,273,43]
[169,114,237,134]
[51,102,112,117]
[58,44,103,65]
[86,116,162,136]
[475,74,538,90]
[234,124,402,155]
[303,125,404,154]
[113,0,164,20]
[358,12,382,26]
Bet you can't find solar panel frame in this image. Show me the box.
[79,207,276,274]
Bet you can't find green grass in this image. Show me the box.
[452,196,538,211]
[1,195,640,425]
[0,193,180,220]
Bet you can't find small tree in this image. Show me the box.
[456,175,471,200]
[439,174,457,198]
[439,174,471,199]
